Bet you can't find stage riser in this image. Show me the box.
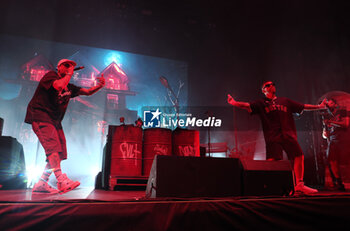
[2,196,350,231]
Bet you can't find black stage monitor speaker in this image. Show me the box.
[0,117,3,136]
[0,136,27,189]
[145,155,241,198]
[240,159,294,196]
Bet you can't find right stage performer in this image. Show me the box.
[227,81,326,195]
[322,98,349,191]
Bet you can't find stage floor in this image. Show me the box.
[0,187,146,203]
[1,188,350,231]
[1,187,350,203]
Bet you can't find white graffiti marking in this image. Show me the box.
[120,143,141,159]
[154,144,169,155]
[178,145,195,157]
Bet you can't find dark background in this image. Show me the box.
[2,0,350,185]
[2,0,350,105]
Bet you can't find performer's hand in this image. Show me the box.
[96,74,105,87]
[322,129,329,139]
[67,65,75,75]
[227,94,236,106]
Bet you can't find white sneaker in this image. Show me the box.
[295,182,318,195]
[57,173,80,194]
[32,179,59,194]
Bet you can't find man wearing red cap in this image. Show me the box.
[25,59,105,194]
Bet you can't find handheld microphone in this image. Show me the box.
[74,66,85,71]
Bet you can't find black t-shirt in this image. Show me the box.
[250,97,304,143]
[323,107,350,141]
[25,71,81,127]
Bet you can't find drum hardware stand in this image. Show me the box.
[231,107,239,157]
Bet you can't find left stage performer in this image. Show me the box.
[25,59,105,194]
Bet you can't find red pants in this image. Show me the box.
[32,122,67,161]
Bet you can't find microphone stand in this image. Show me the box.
[159,76,183,128]
[206,111,213,157]
[232,107,239,157]
[167,88,180,122]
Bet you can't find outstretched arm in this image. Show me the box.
[227,94,252,112]
[304,98,327,111]
[79,75,105,96]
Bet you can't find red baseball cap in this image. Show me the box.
[57,59,77,68]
